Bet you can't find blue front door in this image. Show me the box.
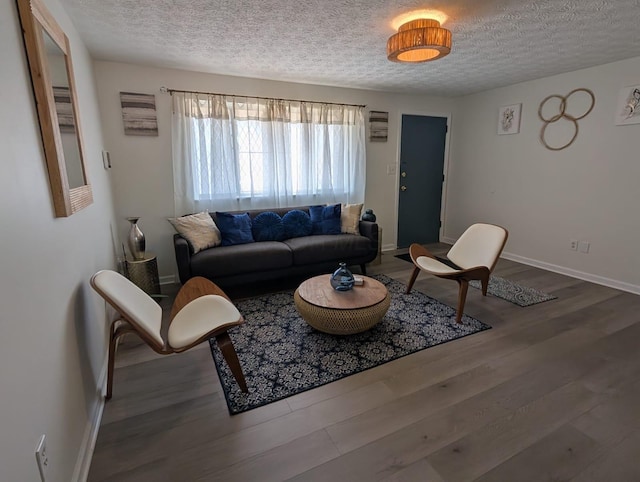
[397,115,448,248]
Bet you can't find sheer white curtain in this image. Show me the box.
[171,92,366,214]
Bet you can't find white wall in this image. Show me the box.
[447,56,640,293]
[0,1,117,480]
[93,61,457,279]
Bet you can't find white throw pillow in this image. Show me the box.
[341,203,363,235]
[168,211,221,253]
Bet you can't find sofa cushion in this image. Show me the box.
[309,204,341,235]
[216,212,255,246]
[168,211,221,254]
[252,212,286,241]
[190,241,293,278]
[282,209,313,238]
[284,234,373,265]
[341,203,363,235]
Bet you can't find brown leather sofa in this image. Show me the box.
[173,206,379,288]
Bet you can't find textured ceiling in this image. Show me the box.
[59,0,640,96]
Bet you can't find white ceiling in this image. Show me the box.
[59,0,640,97]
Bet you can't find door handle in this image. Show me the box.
[400,185,407,192]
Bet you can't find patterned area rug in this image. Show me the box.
[210,274,490,414]
[469,276,557,307]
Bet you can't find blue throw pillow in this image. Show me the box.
[252,212,286,241]
[309,204,342,235]
[215,212,255,246]
[282,210,313,238]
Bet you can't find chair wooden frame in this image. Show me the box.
[91,274,248,400]
[406,224,508,323]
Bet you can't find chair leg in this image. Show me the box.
[215,332,248,393]
[360,264,367,275]
[106,322,118,400]
[480,274,490,296]
[455,279,470,324]
[406,266,420,293]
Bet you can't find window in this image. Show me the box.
[172,92,366,213]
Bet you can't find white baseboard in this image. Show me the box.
[441,236,640,295]
[500,251,640,295]
[381,244,397,252]
[160,274,177,285]
[72,353,108,482]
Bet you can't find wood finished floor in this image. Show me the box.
[88,245,640,481]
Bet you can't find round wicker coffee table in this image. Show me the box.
[294,274,391,335]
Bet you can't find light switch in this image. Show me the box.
[386,164,396,175]
[102,150,111,169]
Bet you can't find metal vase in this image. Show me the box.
[126,217,146,260]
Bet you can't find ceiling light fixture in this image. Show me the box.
[387,18,451,63]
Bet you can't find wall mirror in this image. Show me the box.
[17,0,92,217]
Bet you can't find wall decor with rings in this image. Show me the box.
[538,88,595,151]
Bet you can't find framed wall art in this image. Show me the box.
[120,92,159,136]
[614,84,640,126]
[497,103,522,135]
[369,110,388,142]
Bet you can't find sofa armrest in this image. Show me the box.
[173,234,192,284]
[358,221,379,250]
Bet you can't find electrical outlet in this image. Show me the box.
[35,434,48,482]
[569,239,578,251]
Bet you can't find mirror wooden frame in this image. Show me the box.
[17,0,93,217]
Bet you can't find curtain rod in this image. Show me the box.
[159,86,366,108]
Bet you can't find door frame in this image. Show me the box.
[393,109,453,249]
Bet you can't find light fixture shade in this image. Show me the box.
[387,19,452,63]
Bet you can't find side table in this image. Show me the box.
[125,253,160,296]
